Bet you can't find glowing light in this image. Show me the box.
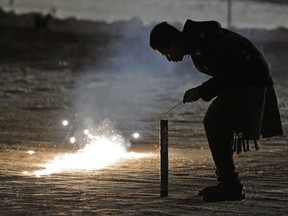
[62,120,69,126]
[23,171,29,175]
[84,129,89,135]
[112,136,117,141]
[133,132,140,139]
[27,150,35,155]
[70,137,76,144]
[32,133,152,177]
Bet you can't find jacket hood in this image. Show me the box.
[182,19,222,52]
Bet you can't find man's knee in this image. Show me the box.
[203,107,233,136]
[203,108,219,131]
[203,113,211,130]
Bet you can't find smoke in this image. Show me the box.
[72,19,203,140]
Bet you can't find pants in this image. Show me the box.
[203,94,237,183]
[203,86,266,183]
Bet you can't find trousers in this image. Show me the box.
[203,86,266,183]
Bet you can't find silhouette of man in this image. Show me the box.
[150,20,283,202]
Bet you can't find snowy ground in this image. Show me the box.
[0,64,287,215]
[1,141,288,215]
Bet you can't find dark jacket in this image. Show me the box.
[183,19,283,138]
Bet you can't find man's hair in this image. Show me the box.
[150,22,181,50]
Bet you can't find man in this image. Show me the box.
[150,20,283,202]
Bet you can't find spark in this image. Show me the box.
[70,137,76,144]
[112,136,117,141]
[133,132,140,139]
[62,120,69,126]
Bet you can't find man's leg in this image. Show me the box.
[204,96,236,181]
[201,95,244,202]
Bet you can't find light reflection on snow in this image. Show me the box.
[27,150,35,155]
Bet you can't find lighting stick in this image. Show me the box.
[163,101,183,116]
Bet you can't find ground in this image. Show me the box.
[1,141,288,215]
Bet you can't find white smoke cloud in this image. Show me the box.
[71,19,205,140]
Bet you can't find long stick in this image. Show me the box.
[163,101,183,116]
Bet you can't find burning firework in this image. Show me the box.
[24,118,153,177]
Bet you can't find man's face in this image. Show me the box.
[158,42,184,62]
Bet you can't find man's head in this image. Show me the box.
[150,22,184,62]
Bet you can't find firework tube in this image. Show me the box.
[160,119,168,197]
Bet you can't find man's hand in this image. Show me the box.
[183,87,200,103]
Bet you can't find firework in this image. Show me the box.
[26,118,153,177]
[160,119,168,197]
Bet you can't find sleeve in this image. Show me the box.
[198,77,226,101]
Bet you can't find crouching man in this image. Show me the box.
[150,20,283,202]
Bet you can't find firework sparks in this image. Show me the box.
[29,120,153,177]
[69,137,76,144]
[62,120,69,126]
[132,132,140,139]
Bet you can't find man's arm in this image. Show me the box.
[183,77,226,103]
[198,77,226,101]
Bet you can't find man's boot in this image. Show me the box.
[200,172,245,202]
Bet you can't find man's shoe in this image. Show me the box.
[201,183,245,202]
[198,182,223,196]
